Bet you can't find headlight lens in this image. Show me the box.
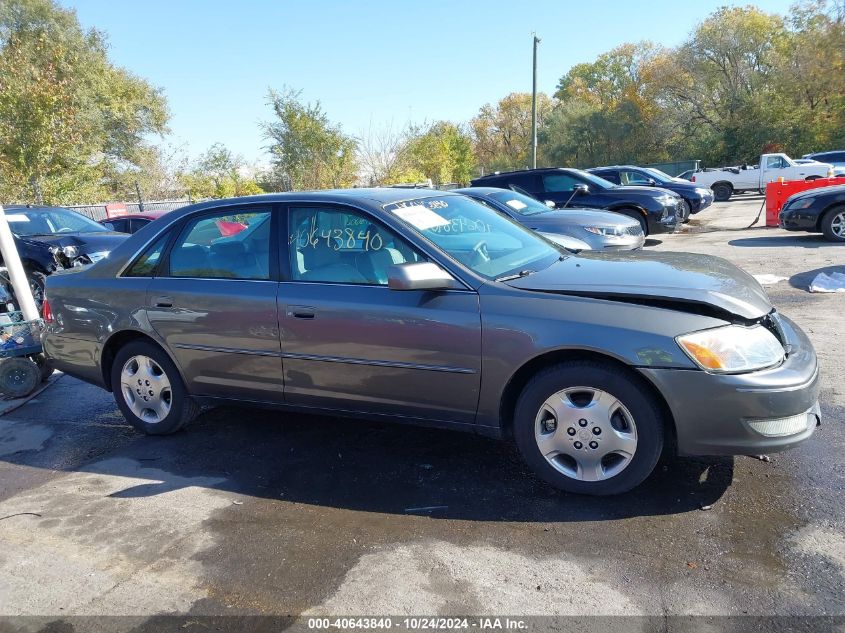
[62,245,78,258]
[584,226,623,236]
[657,194,676,205]
[676,325,784,373]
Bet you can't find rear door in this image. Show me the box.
[145,204,283,402]
[277,204,482,424]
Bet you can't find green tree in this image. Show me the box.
[400,121,475,185]
[180,143,263,200]
[261,87,358,190]
[0,0,168,204]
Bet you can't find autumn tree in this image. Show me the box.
[261,88,358,191]
[470,92,553,173]
[0,0,169,204]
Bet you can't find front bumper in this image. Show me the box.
[779,206,820,231]
[690,193,714,213]
[639,313,821,456]
[647,204,680,234]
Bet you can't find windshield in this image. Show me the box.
[384,195,563,280]
[572,169,616,190]
[485,190,551,216]
[642,167,675,183]
[6,208,107,236]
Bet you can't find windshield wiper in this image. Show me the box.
[495,269,535,282]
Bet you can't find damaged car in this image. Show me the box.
[3,205,130,304]
[42,190,820,495]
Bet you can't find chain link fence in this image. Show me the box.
[67,199,197,221]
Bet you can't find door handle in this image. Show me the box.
[287,305,316,319]
[153,296,173,308]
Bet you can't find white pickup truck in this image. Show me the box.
[691,153,834,201]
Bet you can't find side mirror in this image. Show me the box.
[573,184,589,195]
[645,178,657,186]
[544,200,556,208]
[387,262,463,291]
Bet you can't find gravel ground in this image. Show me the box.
[0,195,842,632]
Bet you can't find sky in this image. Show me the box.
[62,0,797,164]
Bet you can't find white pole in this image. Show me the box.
[0,205,40,321]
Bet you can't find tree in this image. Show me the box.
[400,121,475,185]
[261,87,358,190]
[180,143,263,200]
[471,92,553,173]
[0,0,168,204]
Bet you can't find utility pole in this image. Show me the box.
[531,34,541,169]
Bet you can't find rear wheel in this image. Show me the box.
[821,206,845,242]
[712,183,732,202]
[513,361,665,495]
[111,340,198,435]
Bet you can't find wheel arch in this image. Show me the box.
[816,202,845,232]
[496,348,677,450]
[100,329,186,393]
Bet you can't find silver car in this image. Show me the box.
[42,189,821,495]
[454,187,645,250]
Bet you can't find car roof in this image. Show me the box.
[473,167,577,180]
[452,187,511,196]
[172,188,458,211]
[3,204,74,213]
[587,165,642,171]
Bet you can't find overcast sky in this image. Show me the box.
[62,0,797,162]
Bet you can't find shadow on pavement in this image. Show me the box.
[788,265,845,291]
[3,404,733,523]
[728,234,832,248]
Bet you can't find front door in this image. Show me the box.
[278,204,482,425]
[146,205,283,402]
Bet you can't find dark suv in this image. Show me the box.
[471,168,680,235]
[587,165,713,222]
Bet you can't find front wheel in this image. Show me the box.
[513,361,665,495]
[111,340,199,435]
[679,199,691,223]
[821,206,845,242]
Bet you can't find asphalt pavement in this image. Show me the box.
[0,195,842,631]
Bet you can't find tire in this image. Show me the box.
[712,183,732,202]
[806,175,822,181]
[33,353,54,382]
[111,340,198,435]
[513,360,665,496]
[616,208,648,236]
[821,205,845,242]
[679,199,692,223]
[0,357,41,398]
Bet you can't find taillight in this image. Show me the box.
[42,297,53,323]
[691,175,696,182]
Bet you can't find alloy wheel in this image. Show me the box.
[831,211,845,238]
[534,386,638,482]
[120,355,172,423]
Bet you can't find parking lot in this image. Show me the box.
[0,195,842,628]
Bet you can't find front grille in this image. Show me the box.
[625,225,643,236]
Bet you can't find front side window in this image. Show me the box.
[288,207,423,285]
[542,173,581,193]
[169,209,271,280]
[385,195,562,280]
[620,170,652,185]
[766,156,787,169]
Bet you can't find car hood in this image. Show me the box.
[506,250,772,320]
[522,208,640,228]
[18,231,129,253]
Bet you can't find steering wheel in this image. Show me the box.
[471,240,491,266]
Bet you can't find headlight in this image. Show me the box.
[62,245,78,258]
[787,199,813,210]
[657,194,677,205]
[86,251,110,263]
[676,325,784,373]
[584,226,623,236]
[695,188,711,197]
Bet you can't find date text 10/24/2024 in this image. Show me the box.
[307,617,528,630]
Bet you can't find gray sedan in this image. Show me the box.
[454,187,645,250]
[42,189,820,495]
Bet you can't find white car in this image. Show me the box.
[691,153,833,201]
